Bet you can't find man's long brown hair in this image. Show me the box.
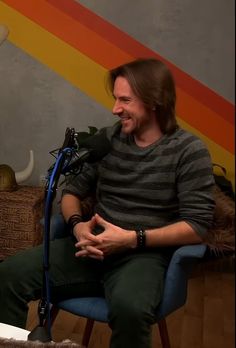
[107,58,178,135]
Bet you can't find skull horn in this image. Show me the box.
[15,150,34,183]
[0,24,9,46]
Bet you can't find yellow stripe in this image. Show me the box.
[0,2,114,109]
[1,2,234,189]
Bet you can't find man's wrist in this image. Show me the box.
[67,214,83,235]
[129,230,138,248]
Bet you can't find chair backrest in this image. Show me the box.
[156,244,206,319]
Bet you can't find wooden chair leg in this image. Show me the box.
[82,318,95,348]
[158,318,171,348]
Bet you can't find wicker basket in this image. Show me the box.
[0,186,44,260]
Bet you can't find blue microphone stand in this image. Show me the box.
[28,147,72,342]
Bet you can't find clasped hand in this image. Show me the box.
[73,214,134,260]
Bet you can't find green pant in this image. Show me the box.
[0,236,171,348]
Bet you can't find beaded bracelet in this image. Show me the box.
[135,229,146,249]
[67,214,83,234]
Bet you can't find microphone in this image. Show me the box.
[61,131,111,174]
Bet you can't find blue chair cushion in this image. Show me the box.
[56,297,108,322]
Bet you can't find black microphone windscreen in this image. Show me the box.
[79,132,111,162]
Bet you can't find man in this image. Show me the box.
[0,58,215,348]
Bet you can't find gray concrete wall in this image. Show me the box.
[0,0,234,192]
[78,0,235,101]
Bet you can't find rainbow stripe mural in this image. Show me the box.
[0,0,235,186]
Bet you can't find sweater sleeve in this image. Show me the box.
[176,137,216,238]
[62,161,98,199]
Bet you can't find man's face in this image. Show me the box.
[112,76,152,136]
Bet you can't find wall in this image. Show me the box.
[0,0,235,193]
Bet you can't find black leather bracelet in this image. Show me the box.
[67,214,83,234]
[135,229,146,249]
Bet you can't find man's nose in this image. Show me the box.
[112,100,123,115]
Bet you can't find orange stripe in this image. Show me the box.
[176,88,234,153]
[3,0,133,68]
[47,0,235,125]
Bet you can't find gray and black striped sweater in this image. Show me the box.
[64,123,215,238]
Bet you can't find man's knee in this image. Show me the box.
[0,248,42,293]
[0,259,21,296]
[108,292,154,326]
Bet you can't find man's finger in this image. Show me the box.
[94,213,107,226]
[86,245,104,255]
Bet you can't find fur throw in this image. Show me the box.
[0,338,82,348]
[203,185,235,256]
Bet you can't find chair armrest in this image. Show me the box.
[157,244,207,320]
[171,244,207,264]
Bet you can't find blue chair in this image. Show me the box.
[47,214,207,348]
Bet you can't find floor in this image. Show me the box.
[26,266,235,348]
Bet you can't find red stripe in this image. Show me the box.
[176,88,234,153]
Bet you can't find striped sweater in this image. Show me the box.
[64,122,215,238]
